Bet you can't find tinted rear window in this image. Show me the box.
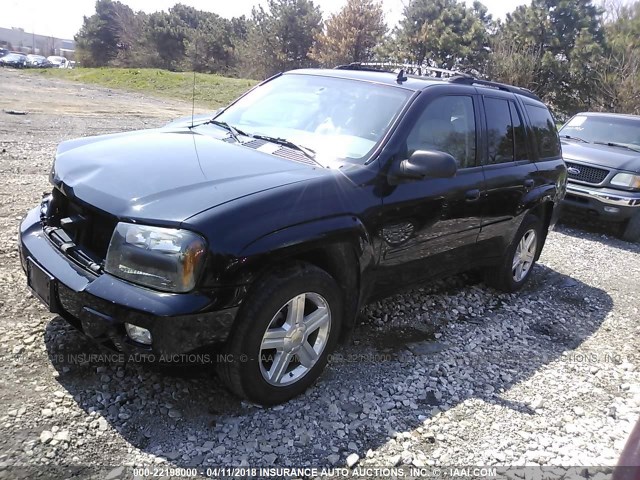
[525,104,561,160]
[510,101,528,161]
[484,97,514,164]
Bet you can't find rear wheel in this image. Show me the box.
[217,262,342,405]
[485,214,543,292]
[622,212,640,243]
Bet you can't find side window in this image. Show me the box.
[509,101,528,161]
[524,104,561,160]
[406,95,477,169]
[484,97,514,165]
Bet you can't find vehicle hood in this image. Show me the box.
[52,128,327,224]
[561,141,640,173]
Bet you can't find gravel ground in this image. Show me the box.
[1,68,639,479]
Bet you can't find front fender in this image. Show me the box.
[228,215,374,285]
[241,215,370,257]
[233,215,376,337]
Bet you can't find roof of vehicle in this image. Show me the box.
[573,112,640,120]
[287,63,542,104]
[289,68,441,91]
[288,66,543,103]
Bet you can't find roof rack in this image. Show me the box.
[336,62,471,79]
[334,62,541,101]
[449,76,541,101]
[334,62,392,73]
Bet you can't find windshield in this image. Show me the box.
[215,73,412,163]
[560,115,640,149]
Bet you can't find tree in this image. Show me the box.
[75,0,139,67]
[392,0,491,70]
[596,1,640,114]
[310,0,386,67]
[497,0,605,114]
[145,4,200,70]
[485,34,542,89]
[242,0,323,78]
[184,13,239,74]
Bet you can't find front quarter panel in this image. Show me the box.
[181,168,380,288]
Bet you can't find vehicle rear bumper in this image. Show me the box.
[562,183,640,222]
[19,206,239,356]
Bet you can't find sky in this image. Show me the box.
[2,0,529,40]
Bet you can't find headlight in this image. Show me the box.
[105,223,207,293]
[611,173,640,189]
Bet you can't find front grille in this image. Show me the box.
[565,161,609,184]
[46,188,118,262]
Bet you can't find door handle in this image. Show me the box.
[465,189,481,201]
[524,179,535,189]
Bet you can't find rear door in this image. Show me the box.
[476,92,540,255]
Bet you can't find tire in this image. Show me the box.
[622,212,640,243]
[217,262,343,405]
[484,214,543,292]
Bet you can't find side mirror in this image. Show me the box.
[389,150,457,182]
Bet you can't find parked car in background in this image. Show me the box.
[19,66,566,404]
[26,54,53,68]
[0,48,8,58]
[47,56,69,68]
[560,112,640,241]
[0,53,27,68]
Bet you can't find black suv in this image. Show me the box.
[559,112,640,241]
[19,67,566,404]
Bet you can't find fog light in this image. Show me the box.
[604,206,620,214]
[125,323,152,345]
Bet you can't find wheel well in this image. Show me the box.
[529,201,554,259]
[293,244,360,338]
[293,247,355,293]
[256,243,361,343]
[529,201,553,228]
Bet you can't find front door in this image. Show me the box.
[374,91,486,294]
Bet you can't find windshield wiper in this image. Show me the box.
[250,134,318,163]
[561,134,589,143]
[197,122,320,164]
[593,141,640,153]
[205,120,246,142]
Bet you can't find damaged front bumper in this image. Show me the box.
[19,206,239,355]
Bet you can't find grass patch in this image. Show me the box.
[31,68,257,108]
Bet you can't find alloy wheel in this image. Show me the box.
[259,292,331,386]
[512,229,537,282]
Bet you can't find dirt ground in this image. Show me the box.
[1,67,640,480]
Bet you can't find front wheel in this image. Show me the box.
[622,212,640,243]
[485,214,543,292]
[217,262,343,405]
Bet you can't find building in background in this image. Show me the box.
[0,27,75,58]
